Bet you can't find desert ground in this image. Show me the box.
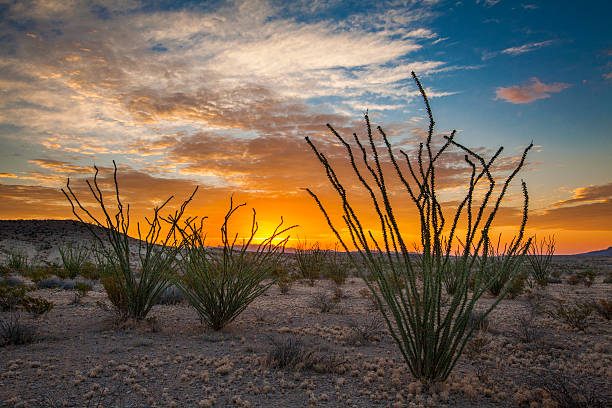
[0,220,610,408]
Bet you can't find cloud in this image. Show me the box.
[553,182,612,206]
[495,78,571,104]
[501,40,553,56]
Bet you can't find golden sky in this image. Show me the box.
[1,0,611,254]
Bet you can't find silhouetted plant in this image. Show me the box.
[305,72,532,383]
[294,241,328,285]
[175,197,295,330]
[62,161,196,321]
[483,235,529,297]
[526,235,555,286]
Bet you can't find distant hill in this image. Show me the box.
[0,219,140,265]
[573,246,612,256]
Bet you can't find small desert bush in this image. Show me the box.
[63,161,195,321]
[25,266,55,283]
[294,241,328,285]
[322,245,350,285]
[266,337,347,373]
[58,244,91,279]
[305,72,532,383]
[568,270,596,286]
[526,235,555,286]
[72,281,92,304]
[344,316,383,346]
[269,258,294,294]
[175,197,295,330]
[22,296,53,315]
[0,313,36,346]
[0,284,52,315]
[310,290,339,313]
[483,236,528,297]
[5,250,29,271]
[529,369,607,408]
[591,298,612,320]
[547,301,593,331]
[0,284,33,311]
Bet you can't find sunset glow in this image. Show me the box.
[0,1,610,254]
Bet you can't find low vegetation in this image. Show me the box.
[175,197,295,330]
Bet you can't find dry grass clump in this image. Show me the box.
[0,312,36,346]
[265,337,347,374]
[294,241,328,285]
[309,290,341,313]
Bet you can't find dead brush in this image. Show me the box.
[344,316,383,346]
[547,300,593,331]
[310,290,340,313]
[528,369,608,408]
[0,312,36,346]
[265,337,348,373]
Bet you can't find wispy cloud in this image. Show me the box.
[495,77,571,104]
[501,40,554,56]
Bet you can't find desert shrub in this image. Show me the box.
[0,265,10,276]
[62,161,195,321]
[0,313,36,346]
[506,271,527,299]
[22,296,53,315]
[528,369,607,408]
[265,337,309,370]
[305,72,532,383]
[36,277,63,289]
[268,258,294,294]
[58,244,91,279]
[5,250,29,271]
[465,334,491,359]
[591,298,612,320]
[526,235,555,286]
[155,285,184,305]
[72,281,92,304]
[514,301,540,343]
[23,264,60,283]
[483,236,528,297]
[547,301,593,331]
[175,197,295,330]
[0,284,34,311]
[344,316,383,346]
[310,290,339,313]
[568,270,596,286]
[322,244,350,285]
[294,241,328,285]
[265,337,347,373]
[468,311,490,332]
[101,274,129,320]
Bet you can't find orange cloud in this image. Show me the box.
[495,78,570,104]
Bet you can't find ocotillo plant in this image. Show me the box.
[175,197,296,330]
[305,72,532,384]
[526,235,555,286]
[62,161,196,321]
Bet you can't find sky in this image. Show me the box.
[0,0,610,254]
